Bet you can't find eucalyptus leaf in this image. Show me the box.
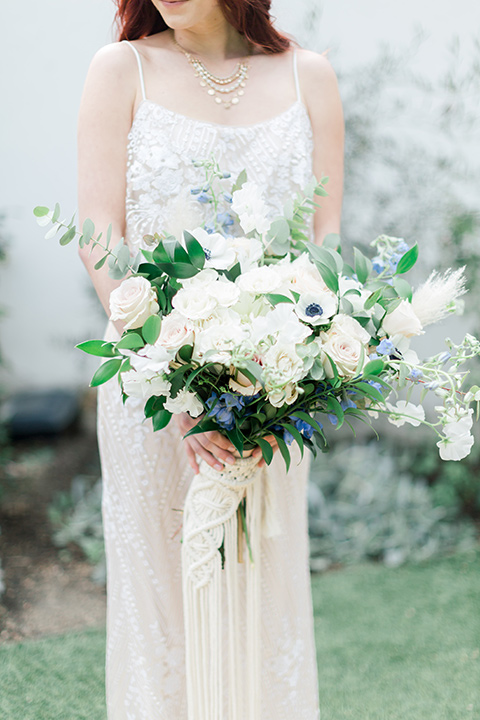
[59,227,76,246]
[82,218,95,245]
[33,206,49,217]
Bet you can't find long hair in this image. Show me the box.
[114,0,290,54]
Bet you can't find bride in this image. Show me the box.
[78,0,344,717]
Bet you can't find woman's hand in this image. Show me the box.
[174,413,279,474]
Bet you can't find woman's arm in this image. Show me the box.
[77,42,138,321]
[299,50,345,245]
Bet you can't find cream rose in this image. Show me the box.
[382,300,423,338]
[156,311,194,353]
[321,330,364,379]
[109,277,159,330]
[267,381,301,407]
[264,343,304,387]
[330,313,371,344]
[207,279,241,307]
[172,285,218,320]
[228,369,263,396]
[236,266,282,295]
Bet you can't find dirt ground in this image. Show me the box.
[0,392,106,644]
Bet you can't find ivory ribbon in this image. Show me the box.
[182,455,263,720]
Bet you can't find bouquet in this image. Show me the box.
[35,158,480,465]
[35,157,480,718]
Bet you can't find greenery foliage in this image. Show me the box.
[308,441,478,570]
[48,476,105,585]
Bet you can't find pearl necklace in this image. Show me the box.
[174,39,250,109]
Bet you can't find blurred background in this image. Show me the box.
[0,1,479,717]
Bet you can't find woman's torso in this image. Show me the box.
[123,41,314,252]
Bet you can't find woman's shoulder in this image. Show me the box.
[295,47,339,87]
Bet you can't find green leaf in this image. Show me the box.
[76,340,117,357]
[289,410,323,434]
[267,218,291,253]
[105,223,112,249]
[144,395,166,418]
[283,424,305,459]
[354,247,372,284]
[90,358,123,387]
[82,218,95,245]
[363,359,385,376]
[256,437,274,465]
[325,396,344,427]
[183,231,206,270]
[152,242,173,265]
[178,344,193,363]
[232,168,247,192]
[393,277,413,300]
[354,381,385,403]
[183,419,219,438]
[142,314,162,345]
[273,433,291,472]
[59,227,76,246]
[226,262,242,282]
[33,206,49,217]
[364,288,383,311]
[238,359,264,385]
[94,255,108,271]
[226,426,244,455]
[115,333,145,351]
[315,261,339,293]
[266,293,294,306]
[116,244,131,273]
[154,261,199,279]
[173,242,192,265]
[395,244,418,275]
[323,233,341,250]
[152,409,172,431]
[51,203,61,224]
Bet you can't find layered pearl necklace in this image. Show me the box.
[174,38,250,109]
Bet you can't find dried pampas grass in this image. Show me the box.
[411,267,466,327]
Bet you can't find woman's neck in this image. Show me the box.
[172,23,250,63]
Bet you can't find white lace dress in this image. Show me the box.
[97,42,320,720]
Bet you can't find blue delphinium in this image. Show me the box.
[206,392,245,431]
[290,415,316,440]
[377,338,396,356]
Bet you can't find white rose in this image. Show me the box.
[231,181,272,235]
[190,227,236,270]
[330,313,371,344]
[321,329,364,379]
[172,284,218,320]
[181,268,218,287]
[193,322,244,364]
[164,389,203,417]
[121,369,170,401]
[279,253,329,296]
[236,265,282,295]
[156,311,194,353]
[206,279,241,307]
[338,276,371,313]
[295,291,338,326]
[109,277,159,330]
[386,401,425,427]
[382,300,423,338]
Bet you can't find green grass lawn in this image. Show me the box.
[1,550,479,720]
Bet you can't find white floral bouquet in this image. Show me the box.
[35,159,480,464]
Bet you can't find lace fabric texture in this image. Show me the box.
[98,96,320,719]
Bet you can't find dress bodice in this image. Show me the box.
[124,46,314,253]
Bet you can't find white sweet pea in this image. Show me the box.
[229,236,263,272]
[437,414,474,460]
[129,344,172,377]
[172,284,218,320]
[164,389,203,417]
[385,401,425,427]
[156,311,194,353]
[110,277,159,330]
[382,299,423,338]
[190,227,236,270]
[295,291,338,326]
[236,265,282,295]
[121,369,170,401]
[231,181,272,235]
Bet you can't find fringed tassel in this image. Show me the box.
[182,456,262,720]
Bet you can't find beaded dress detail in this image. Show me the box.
[97,41,320,720]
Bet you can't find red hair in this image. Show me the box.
[114,0,291,54]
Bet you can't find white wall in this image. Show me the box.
[0,0,478,390]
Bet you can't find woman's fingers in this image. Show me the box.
[184,441,199,474]
[187,437,225,471]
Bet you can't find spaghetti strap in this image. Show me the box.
[292,50,301,103]
[123,40,147,102]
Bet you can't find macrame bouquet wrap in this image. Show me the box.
[182,454,266,720]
